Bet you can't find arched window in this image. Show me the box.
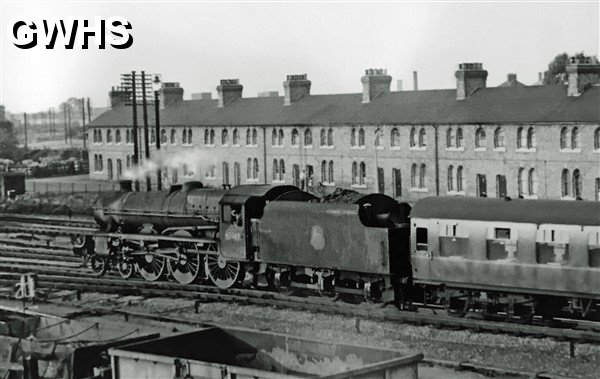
[279,159,285,180]
[98,130,103,143]
[182,129,187,144]
[126,129,131,144]
[391,128,400,147]
[518,167,525,196]
[560,127,568,149]
[517,127,524,149]
[253,158,259,179]
[358,128,365,147]
[528,168,537,196]
[494,127,505,148]
[246,128,252,145]
[160,129,167,144]
[595,178,600,201]
[328,161,334,183]
[352,162,358,185]
[150,129,156,144]
[456,127,463,148]
[233,128,239,145]
[272,129,278,146]
[291,129,299,146]
[170,129,176,144]
[209,129,215,145]
[304,128,313,146]
[351,128,357,147]
[273,159,280,181]
[374,128,382,147]
[561,169,570,197]
[446,127,453,148]
[359,162,366,185]
[595,127,600,150]
[418,128,426,147]
[419,164,426,188]
[116,159,122,178]
[187,128,192,144]
[327,128,333,146]
[447,165,454,191]
[320,129,326,146]
[204,129,210,145]
[321,161,327,183]
[278,129,284,146]
[475,127,486,148]
[233,162,241,185]
[457,166,464,192]
[93,154,98,171]
[573,169,582,198]
[93,130,97,143]
[246,158,252,179]
[222,129,228,145]
[410,163,417,188]
[252,128,258,145]
[114,129,121,144]
[527,127,535,149]
[107,129,113,143]
[126,155,131,169]
[571,127,579,149]
[99,155,103,171]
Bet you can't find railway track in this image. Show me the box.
[1,221,599,345]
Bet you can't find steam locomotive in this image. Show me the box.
[75,180,600,321]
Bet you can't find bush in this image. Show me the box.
[0,192,99,216]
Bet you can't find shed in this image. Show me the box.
[0,171,26,200]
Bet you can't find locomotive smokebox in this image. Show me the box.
[182,181,204,193]
[119,179,133,192]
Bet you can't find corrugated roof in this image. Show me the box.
[411,197,600,226]
[89,84,599,127]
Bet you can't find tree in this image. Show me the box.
[0,120,27,161]
[543,52,590,84]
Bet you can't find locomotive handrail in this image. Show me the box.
[93,231,217,245]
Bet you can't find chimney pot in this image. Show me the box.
[566,55,600,96]
[413,71,419,91]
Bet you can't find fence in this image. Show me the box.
[26,181,119,194]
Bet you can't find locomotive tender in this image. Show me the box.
[77,180,600,320]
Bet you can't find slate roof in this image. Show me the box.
[411,197,600,226]
[89,84,600,127]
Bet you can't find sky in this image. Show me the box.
[1,1,598,113]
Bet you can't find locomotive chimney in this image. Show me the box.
[182,181,204,193]
[119,179,133,192]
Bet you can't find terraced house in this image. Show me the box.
[87,56,600,202]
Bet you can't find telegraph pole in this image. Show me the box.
[141,71,151,191]
[81,98,87,149]
[67,104,72,144]
[23,113,28,148]
[130,72,140,191]
[87,98,91,123]
[153,79,162,190]
[63,104,68,143]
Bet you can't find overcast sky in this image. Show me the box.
[1,1,598,113]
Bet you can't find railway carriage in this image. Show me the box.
[410,197,600,319]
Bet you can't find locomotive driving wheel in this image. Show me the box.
[117,259,134,279]
[90,254,107,277]
[136,248,166,282]
[167,230,203,285]
[205,245,242,289]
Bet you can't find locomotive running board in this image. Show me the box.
[92,231,217,245]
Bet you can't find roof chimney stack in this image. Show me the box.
[396,79,403,91]
[361,69,392,103]
[109,86,130,108]
[283,74,311,105]
[566,56,600,96]
[159,82,183,108]
[455,62,488,100]
[413,71,419,91]
[217,79,243,107]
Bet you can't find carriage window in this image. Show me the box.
[536,229,569,264]
[438,223,469,257]
[416,227,428,251]
[487,227,516,260]
[588,230,600,268]
[495,228,511,239]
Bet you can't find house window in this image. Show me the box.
[210,129,215,145]
[359,162,366,185]
[527,127,535,149]
[358,128,365,147]
[233,162,241,185]
[160,129,167,144]
[595,178,600,201]
[391,128,400,147]
[374,128,382,147]
[494,127,505,148]
[392,168,402,197]
[252,128,258,145]
[187,128,193,145]
[416,227,428,251]
[182,129,188,145]
[528,168,537,196]
[280,159,285,180]
[233,128,240,145]
[279,129,284,146]
[304,128,313,146]
[272,129,279,146]
[419,164,426,188]
[573,169,582,198]
[410,127,417,147]
[457,166,464,192]
[320,129,326,146]
[126,129,131,144]
[98,129,103,143]
[351,127,357,147]
[222,129,229,145]
[327,128,333,146]
[595,127,600,150]
[126,155,131,169]
[456,127,463,148]
[560,127,568,149]
[418,128,426,147]
[170,129,176,144]
[328,161,334,183]
[518,167,525,196]
[475,127,486,148]
[252,158,259,179]
[205,165,216,178]
[246,158,252,179]
[411,163,417,188]
[222,162,230,185]
[571,127,579,149]
[446,127,454,148]
[273,159,280,181]
[321,160,327,183]
[107,129,113,143]
[150,129,156,144]
[291,129,299,147]
[447,165,454,191]
[517,127,524,149]
[246,128,252,146]
[561,169,570,197]
[351,162,358,185]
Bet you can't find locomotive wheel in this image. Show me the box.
[205,253,242,289]
[167,231,203,285]
[137,254,166,282]
[117,260,135,279]
[90,255,108,277]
